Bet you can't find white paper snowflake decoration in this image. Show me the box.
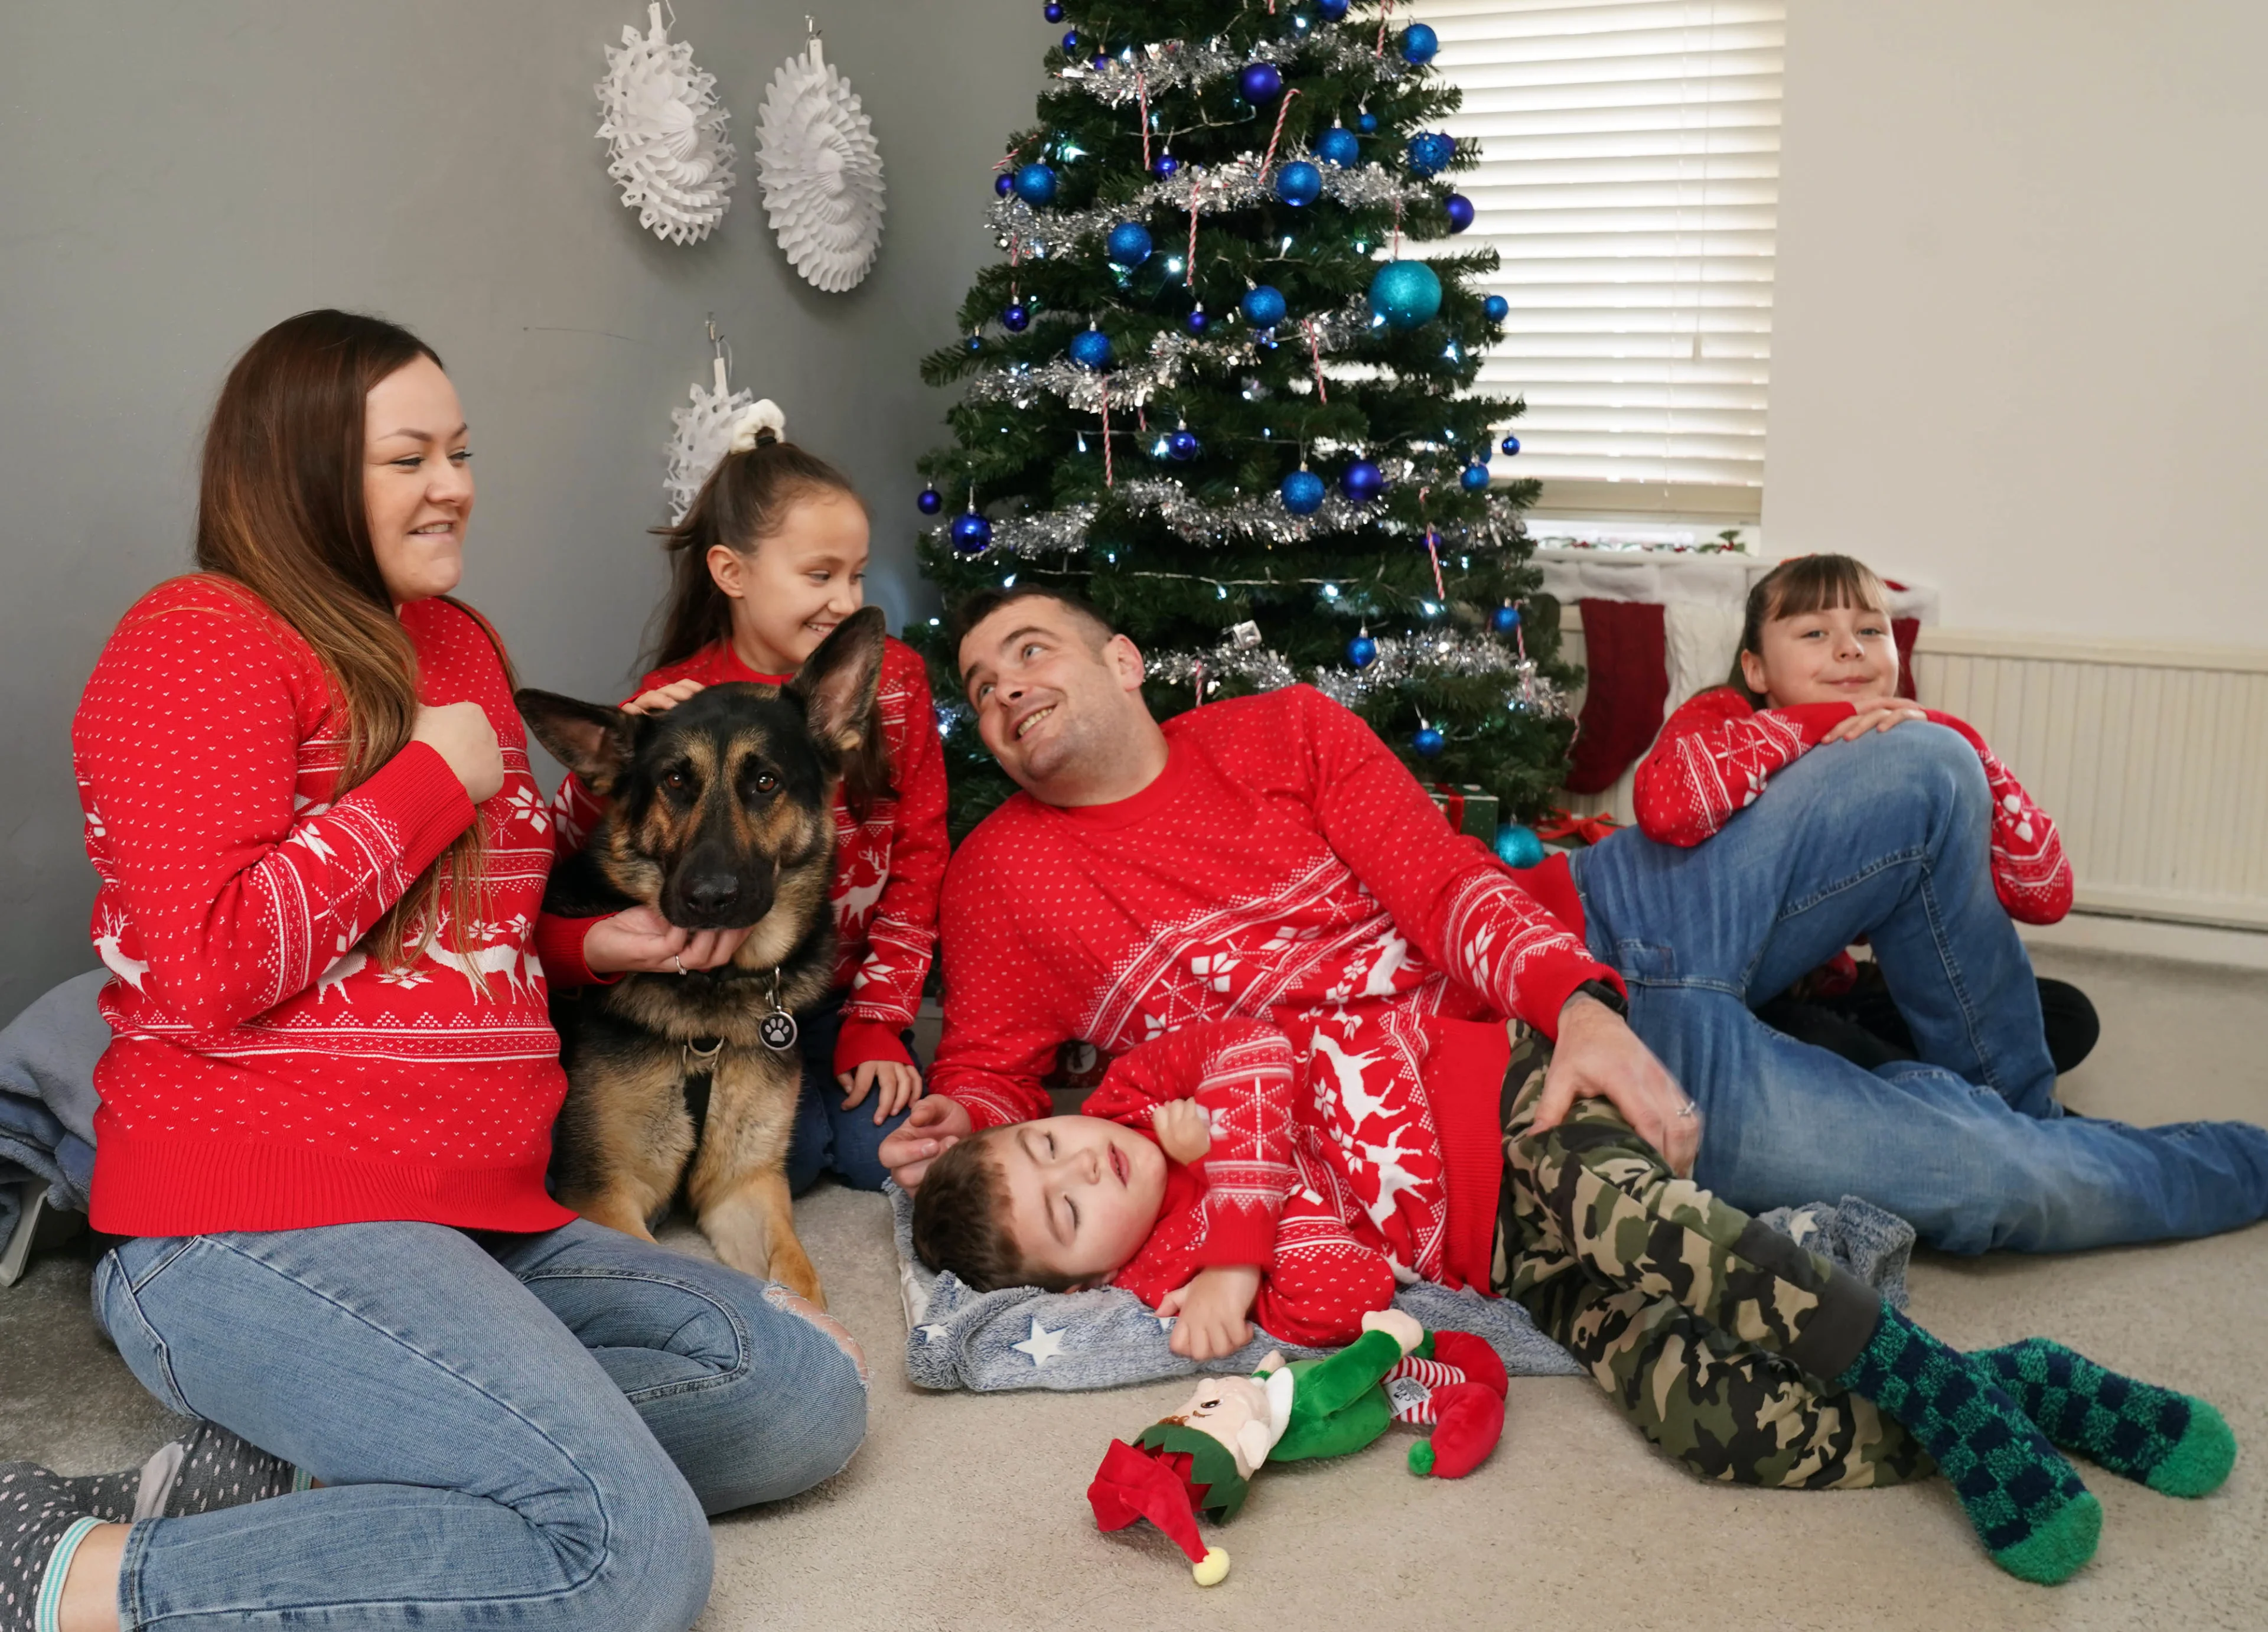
[595,4,736,246]
[754,31,886,292]
[665,326,756,523]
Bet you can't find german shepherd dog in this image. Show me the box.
[517,607,884,1307]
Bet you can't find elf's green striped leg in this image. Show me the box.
[1493,1035,1932,1490]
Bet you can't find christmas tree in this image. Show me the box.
[909,1,1576,843]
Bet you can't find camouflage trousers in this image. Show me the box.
[1492,1032,1935,1490]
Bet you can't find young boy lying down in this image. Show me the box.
[911,1016,2234,1586]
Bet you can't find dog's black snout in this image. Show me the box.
[682,873,741,916]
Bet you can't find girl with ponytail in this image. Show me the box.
[553,401,949,1194]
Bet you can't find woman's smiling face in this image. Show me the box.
[363,354,474,605]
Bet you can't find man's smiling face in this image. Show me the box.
[956,598,1149,799]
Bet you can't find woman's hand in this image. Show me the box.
[1160,1265,1263,1361]
[412,701,504,803]
[878,1096,974,1190]
[581,904,752,975]
[621,679,705,716]
[839,1058,926,1123]
[1819,696,1928,744]
[1531,991,1700,1176]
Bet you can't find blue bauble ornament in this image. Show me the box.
[1060,30,1080,50]
[1315,126,1362,168]
[917,487,943,516]
[1067,326,1113,369]
[1368,259,1443,328]
[1483,294,1510,322]
[1185,304,1210,335]
[1001,302,1030,333]
[964,335,984,353]
[1013,163,1059,206]
[994,172,1015,197]
[1357,110,1379,133]
[1318,0,1350,17]
[1348,631,1378,668]
[1341,460,1385,503]
[1238,62,1284,103]
[1498,434,1521,457]
[1491,602,1521,634]
[1407,131,1455,177]
[1280,469,1326,514]
[950,512,993,554]
[1168,428,1201,461]
[1241,284,1288,327]
[1152,152,1180,179]
[1105,220,1153,267]
[1461,461,1491,492]
[1495,823,1546,869]
[1444,193,1475,233]
[1044,1,1064,19]
[1413,724,1446,757]
[1400,22,1439,64]
[1275,160,1323,207]
[1092,56,1110,71]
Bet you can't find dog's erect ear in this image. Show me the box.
[515,689,636,788]
[787,606,886,758]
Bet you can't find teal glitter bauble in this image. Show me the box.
[1368,260,1443,328]
[1495,824,1546,869]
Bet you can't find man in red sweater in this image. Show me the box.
[880,588,1687,1353]
[887,588,2268,1263]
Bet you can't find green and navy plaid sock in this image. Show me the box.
[1977,1338,2236,1498]
[1836,1305,2100,1585]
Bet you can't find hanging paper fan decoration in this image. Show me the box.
[595,4,737,246]
[754,34,886,292]
[664,350,755,523]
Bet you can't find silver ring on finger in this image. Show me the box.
[1674,1099,1699,1120]
[673,955,686,975]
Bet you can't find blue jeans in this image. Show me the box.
[91,1218,869,1631]
[786,991,915,1194]
[1570,721,2268,1254]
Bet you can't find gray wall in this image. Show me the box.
[0,1,1042,1020]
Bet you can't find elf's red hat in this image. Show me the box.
[1089,1438,1208,1564]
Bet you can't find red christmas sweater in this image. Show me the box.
[552,634,948,1037]
[1634,687,2073,924]
[1084,1019,1429,1348]
[71,576,581,1237]
[931,685,1615,1290]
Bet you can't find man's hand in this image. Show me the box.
[1819,696,1927,744]
[1531,991,1700,1175]
[839,1058,926,1123]
[878,1095,973,1190]
[621,679,705,716]
[1159,1265,1263,1361]
[1151,1100,1213,1165]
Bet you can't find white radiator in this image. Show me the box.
[1553,618,2268,931]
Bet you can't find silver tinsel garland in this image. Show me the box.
[960,296,1400,415]
[1053,32,1403,106]
[926,484,1531,558]
[988,155,1429,262]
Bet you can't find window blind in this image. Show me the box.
[1408,0,1784,505]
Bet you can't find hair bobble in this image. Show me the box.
[726,398,788,453]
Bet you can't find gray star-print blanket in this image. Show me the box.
[888,1182,1914,1392]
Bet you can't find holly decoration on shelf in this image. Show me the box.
[914,0,1565,839]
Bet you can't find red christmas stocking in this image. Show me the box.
[1565,598,1670,794]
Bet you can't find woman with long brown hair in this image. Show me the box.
[1,311,865,1632]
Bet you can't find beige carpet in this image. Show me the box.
[2,946,2261,1630]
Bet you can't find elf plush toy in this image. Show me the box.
[1086,1308,1508,1585]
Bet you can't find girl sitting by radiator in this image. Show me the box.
[1632,552,2097,1073]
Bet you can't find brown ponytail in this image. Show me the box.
[645,435,893,819]
[190,308,494,972]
